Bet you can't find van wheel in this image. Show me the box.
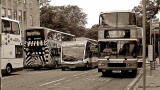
[6,65,12,75]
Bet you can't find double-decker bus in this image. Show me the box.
[1,17,23,75]
[98,11,143,76]
[24,27,75,69]
[61,37,98,70]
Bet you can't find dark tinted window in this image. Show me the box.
[26,29,44,41]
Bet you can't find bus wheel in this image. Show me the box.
[102,70,111,76]
[6,65,12,75]
[85,63,89,70]
[62,67,66,71]
[55,62,58,69]
[132,70,137,77]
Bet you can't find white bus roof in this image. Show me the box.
[100,10,132,15]
[98,38,138,42]
[62,41,87,47]
[26,27,75,37]
[1,17,20,23]
[76,37,97,42]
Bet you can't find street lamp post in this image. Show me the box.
[0,4,2,90]
[142,0,146,90]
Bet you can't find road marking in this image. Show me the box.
[53,83,61,86]
[125,69,143,90]
[75,77,80,78]
[39,78,65,87]
[73,72,89,77]
[2,76,11,79]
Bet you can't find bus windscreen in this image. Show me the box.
[99,41,141,58]
[26,29,44,41]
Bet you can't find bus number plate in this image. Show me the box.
[112,70,121,73]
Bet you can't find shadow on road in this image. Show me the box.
[63,67,97,71]
[2,73,20,77]
[101,72,137,78]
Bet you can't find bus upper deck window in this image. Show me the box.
[2,20,12,33]
[12,22,20,35]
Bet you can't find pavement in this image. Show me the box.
[136,60,160,90]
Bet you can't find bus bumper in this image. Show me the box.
[61,62,86,69]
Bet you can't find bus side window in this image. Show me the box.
[12,22,20,35]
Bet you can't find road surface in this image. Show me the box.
[2,68,141,90]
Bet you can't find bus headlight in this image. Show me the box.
[42,47,45,51]
[25,48,29,52]
[126,63,137,67]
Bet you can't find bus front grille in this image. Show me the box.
[108,63,126,67]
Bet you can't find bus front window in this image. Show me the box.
[26,29,44,41]
[62,46,85,61]
[99,41,139,58]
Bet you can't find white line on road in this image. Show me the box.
[73,72,89,77]
[39,78,65,87]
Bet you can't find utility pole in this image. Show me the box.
[142,0,146,90]
[0,4,2,90]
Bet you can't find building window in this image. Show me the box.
[8,9,12,19]
[13,10,17,20]
[18,10,22,22]
[2,8,6,17]
[30,15,33,26]
[23,11,26,22]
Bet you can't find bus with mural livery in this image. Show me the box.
[24,27,75,69]
[1,17,23,75]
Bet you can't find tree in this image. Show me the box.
[85,24,99,40]
[133,0,160,21]
[132,0,160,44]
[40,5,87,37]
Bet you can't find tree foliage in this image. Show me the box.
[133,0,160,21]
[40,5,87,37]
[132,0,160,44]
[85,24,99,40]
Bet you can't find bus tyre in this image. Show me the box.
[132,70,137,77]
[54,61,58,69]
[62,67,66,71]
[6,65,12,75]
[85,63,89,70]
[98,69,102,72]
[102,70,111,76]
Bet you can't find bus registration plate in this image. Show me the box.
[112,70,121,73]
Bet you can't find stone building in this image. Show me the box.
[0,0,40,36]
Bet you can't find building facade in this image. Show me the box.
[0,0,40,36]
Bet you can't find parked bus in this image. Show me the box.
[98,11,143,76]
[61,38,98,70]
[24,27,75,69]
[1,17,23,75]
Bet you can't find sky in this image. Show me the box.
[50,0,142,28]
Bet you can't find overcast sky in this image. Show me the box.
[50,0,142,28]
